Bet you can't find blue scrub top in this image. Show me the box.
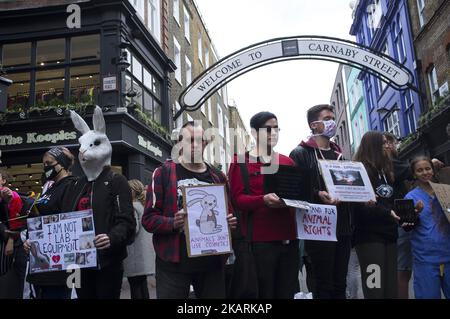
[405,187,450,264]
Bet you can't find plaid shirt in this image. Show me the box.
[142,159,232,263]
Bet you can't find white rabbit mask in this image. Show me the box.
[70,106,112,182]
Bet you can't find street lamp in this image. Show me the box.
[114,51,131,71]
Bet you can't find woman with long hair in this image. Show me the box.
[404,156,450,299]
[353,131,401,299]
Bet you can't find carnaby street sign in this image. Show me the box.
[175,36,417,120]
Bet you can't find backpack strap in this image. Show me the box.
[237,162,254,242]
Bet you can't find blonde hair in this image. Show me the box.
[128,179,146,206]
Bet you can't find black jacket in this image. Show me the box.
[353,172,398,245]
[62,167,136,269]
[27,176,77,286]
[290,141,353,237]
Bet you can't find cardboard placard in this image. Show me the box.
[318,160,376,202]
[182,184,232,257]
[27,209,97,274]
[429,182,450,223]
[296,204,337,241]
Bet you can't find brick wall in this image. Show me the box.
[408,0,450,106]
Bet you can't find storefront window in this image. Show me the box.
[2,42,31,68]
[37,39,65,66]
[70,65,100,104]
[126,51,163,125]
[35,69,65,106]
[143,90,162,124]
[153,101,161,123]
[143,68,152,92]
[71,34,100,61]
[125,74,132,105]
[7,73,30,109]
[143,90,153,113]
[132,57,143,82]
[133,81,143,108]
[152,76,161,99]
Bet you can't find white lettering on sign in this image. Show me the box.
[138,135,163,158]
[103,76,117,91]
[0,131,77,146]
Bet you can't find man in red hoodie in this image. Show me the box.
[228,111,300,299]
[290,104,352,299]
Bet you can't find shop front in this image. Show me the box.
[0,112,172,194]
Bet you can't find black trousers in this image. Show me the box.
[156,263,226,299]
[252,240,300,299]
[304,236,352,299]
[128,275,150,299]
[0,239,27,299]
[355,241,397,299]
[76,263,124,299]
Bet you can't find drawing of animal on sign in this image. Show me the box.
[182,184,231,257]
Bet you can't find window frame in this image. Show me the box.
[173,37,182,84]
[1,34,101,109]
[183,6,190,43]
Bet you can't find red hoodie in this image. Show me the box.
[0,189,24,231]
[299,137,343,157]
[228,153,297,242]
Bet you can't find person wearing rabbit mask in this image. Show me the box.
[61,106,135,299]
[142,121,237,299]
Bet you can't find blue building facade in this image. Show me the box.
[350,0,423,139]
[344,65,370,154]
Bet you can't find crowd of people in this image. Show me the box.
[0,104,449,299]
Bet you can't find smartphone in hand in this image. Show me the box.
[394,199,416,224]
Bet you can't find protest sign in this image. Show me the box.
[27,209,97,274]
[296,204,337,241]
[318,160,376,202]
[182,184,231,257]
[429,182,450,223]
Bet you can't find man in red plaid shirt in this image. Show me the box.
[142,121,237,299]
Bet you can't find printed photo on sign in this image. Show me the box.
[27,209,97,274]
[330,169,364,186]
[182,184,231,257]
[296,204,337,242]
[318,160,376,202]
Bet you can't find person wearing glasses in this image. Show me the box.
[228,111,300,299]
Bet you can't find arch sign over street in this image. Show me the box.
[175,36,417,120]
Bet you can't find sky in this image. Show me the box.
[195,0,356,155]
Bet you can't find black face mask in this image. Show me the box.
[43,164,60,181]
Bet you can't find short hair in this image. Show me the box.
[0,169,11,183]
[178,121,201,142]
[250,112,277,130]
[306,104,334,125]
